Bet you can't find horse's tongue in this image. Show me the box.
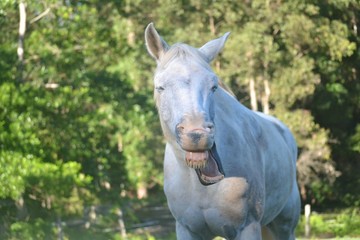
[196,149,224,185]
[201,153,221,177]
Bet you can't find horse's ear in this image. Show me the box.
[199,32,230,62]
[145,23,169,61]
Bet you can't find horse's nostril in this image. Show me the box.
[176,124,185,134]
[205,123,214,133]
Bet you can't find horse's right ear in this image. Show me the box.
[145,23,169,61]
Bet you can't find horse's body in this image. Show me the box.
[145,23,300,240]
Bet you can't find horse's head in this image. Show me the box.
[145,23,230,185]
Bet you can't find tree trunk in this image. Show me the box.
[300,184,307,201]
[249,78,258,111]
[209,15,221,72]
[246,52,257,111]
[262,78,271,114]
[126,19,135,46]
[15,195,28,220]
[261,43,271,114]
[17,1,26,83]
[137,184,148,199]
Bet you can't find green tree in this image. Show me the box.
[0,1,163,238]
[146,0,360,206]
[1,0,359,238]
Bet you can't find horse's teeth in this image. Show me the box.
[185,154,207,169]
[202,162,206,168]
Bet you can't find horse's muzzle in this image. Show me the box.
[175,118,224,185]
[175,122,215,152]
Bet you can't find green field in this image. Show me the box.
[7,204,360,240]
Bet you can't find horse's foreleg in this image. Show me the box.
[266,183,300,240]
[236,221,262,240]
[261,226,276,240]
[175,221,203,240]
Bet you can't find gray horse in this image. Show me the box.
[145,23,300,240]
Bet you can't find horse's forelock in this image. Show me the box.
[157,43,209,69]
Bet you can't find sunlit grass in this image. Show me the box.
[295,208,360,239]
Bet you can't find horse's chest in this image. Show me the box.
[166,177,250,234]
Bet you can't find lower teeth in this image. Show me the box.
[186,159,206,169]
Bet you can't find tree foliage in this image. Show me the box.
[0,0,359,238]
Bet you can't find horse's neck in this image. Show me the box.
[214,88,263,157]
[219,81,236,97]
[215,88,254,123]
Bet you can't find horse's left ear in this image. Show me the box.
[199,32,230,62]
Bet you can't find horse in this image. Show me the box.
[144,23,300,240]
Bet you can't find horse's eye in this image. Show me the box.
[155,86,165,92]
[211,85,218,92]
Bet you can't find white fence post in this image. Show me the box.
[117,208,127,238]
[304,204,311,238]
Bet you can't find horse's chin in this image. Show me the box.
[184,144,225,185]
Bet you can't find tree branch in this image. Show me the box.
[17,1,26,83]
[30,8,51,24]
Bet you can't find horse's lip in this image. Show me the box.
[177,137,214,152]
[184,144,225,186]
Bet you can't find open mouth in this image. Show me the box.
[184,144,225,185]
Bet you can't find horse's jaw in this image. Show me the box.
[184,144,225,186]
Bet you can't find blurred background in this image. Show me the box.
[0,0,359,239]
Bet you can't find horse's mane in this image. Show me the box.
[158,43,235,97]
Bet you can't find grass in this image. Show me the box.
[128,208,360,240]
[295,208,360,239]
[6,206,360,239]
[124,207,360,240]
